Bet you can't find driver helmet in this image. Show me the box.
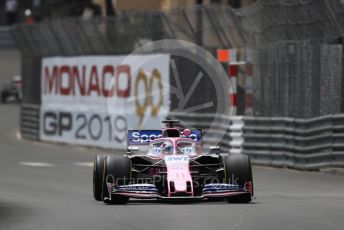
[163,142,174,154]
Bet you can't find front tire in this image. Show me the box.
[223,154,253,203]
[93,155,105,201]
[102,155,131,204]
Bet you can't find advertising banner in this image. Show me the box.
[40,54,170,149]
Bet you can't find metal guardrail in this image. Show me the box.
[18,105,344,170]
[0,26,16,48]
[236,115,344,170]
[169,113,344,170]
[20,104,40,140]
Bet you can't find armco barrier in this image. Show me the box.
[18,104,344,170]
[239,115,344,170]
[0,27,16,48]
[171,114,344,170]
[20,104,40,140]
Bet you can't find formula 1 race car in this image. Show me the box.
[1,75,22,103]
[93,120,253,204]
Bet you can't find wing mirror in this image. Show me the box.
[209,146,220,155]
[127,146,139,155]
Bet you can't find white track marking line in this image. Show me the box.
[16,131,22,140]
[19,162,55,167]
[74,162,93,167]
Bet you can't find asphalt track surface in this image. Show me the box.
[1,50,344,230]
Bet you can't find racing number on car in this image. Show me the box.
[174,173,186,179]
[135,68,163,128]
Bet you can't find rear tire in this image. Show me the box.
[93,155,105,201]
[223,154,253,203]
[102,155,131,204]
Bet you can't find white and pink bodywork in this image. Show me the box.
[164,155,193,196]
[107,127,252,201]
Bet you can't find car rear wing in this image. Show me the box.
[127,129,202,146]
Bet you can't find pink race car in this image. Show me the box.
[93,121,253,204]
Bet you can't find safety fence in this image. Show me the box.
[252,41,343,118]
[233,0,344,118]
[12,7,242,58]
[233,0,344,45]
[12,6,245,111]
[13,1,344,118]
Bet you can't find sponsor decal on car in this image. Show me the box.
[127,129,202,145]
[164,156,189,162]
